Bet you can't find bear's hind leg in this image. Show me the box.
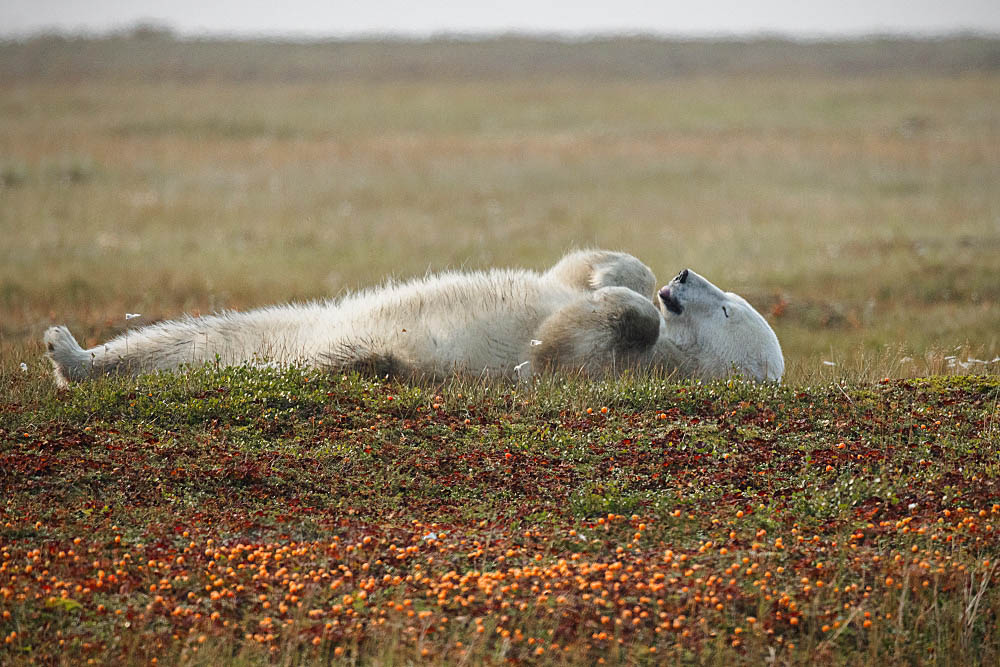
[44,326,93,387]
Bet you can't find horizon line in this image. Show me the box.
[4,24,1000,43]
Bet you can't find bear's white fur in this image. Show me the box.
[44,250,783,386]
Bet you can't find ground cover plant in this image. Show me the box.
[1,367,999,664]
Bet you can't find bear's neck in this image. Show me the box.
[647,323,698,377]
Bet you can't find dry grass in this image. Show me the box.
[1,37,998,383]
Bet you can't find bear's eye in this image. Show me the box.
[722,306,729,318]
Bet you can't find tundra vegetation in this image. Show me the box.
[1,34,998,664]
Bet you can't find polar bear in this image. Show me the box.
[43,250,783,387]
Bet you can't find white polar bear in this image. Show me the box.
[43,250,783,387]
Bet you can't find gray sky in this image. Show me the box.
[2,0,999,38]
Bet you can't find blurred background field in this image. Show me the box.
[1,33,998,383]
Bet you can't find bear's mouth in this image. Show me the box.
[658,286,683,315]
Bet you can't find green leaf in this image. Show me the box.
[45,597,82,612]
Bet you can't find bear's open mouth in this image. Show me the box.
[658,286,683,315]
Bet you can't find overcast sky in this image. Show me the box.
[2,0,999,38]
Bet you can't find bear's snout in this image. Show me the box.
[659,286,683,315]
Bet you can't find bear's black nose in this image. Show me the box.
[659,285,683,315]
[677,269,689,284]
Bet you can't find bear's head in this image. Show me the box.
[657,269,784,381]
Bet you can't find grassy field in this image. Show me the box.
[1,35,999,380]
[1,35,999,664]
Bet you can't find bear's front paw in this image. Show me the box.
[595,287,661,352]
